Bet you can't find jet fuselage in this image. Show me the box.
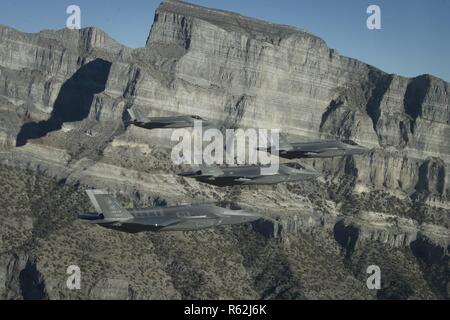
[178,164,320,187]
[130,116,206,129]
[270,140,369,159]
[79,202,260,233]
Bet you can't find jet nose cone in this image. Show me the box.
[299,170,321,181]
[309,170,321,178]
[350,145,370,155]
[285,165,321,181]
[222,209,262,224]
[240,210,262,221]
[300,167,321,178]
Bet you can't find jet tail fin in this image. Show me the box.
[86,190,133,220]
[127,108,147,123]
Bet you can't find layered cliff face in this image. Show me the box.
[1,1,449,198]
[144,0,450,198]
[0,0,448,299]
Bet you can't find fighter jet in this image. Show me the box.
[125,108,207,129]
[177,163,320,187]
[259,139,369,159]
[78,190,261,233]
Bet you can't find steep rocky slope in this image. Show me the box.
[0,0,448,299]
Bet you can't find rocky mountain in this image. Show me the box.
[0,0,448,299]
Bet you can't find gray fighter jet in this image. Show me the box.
[259,139,369,159]
[78,190,261,233]
[178,163,320,187]
[126,109,207,129]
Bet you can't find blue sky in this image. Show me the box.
[1,0,449,81]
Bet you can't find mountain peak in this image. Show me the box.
[154,0,321,43]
